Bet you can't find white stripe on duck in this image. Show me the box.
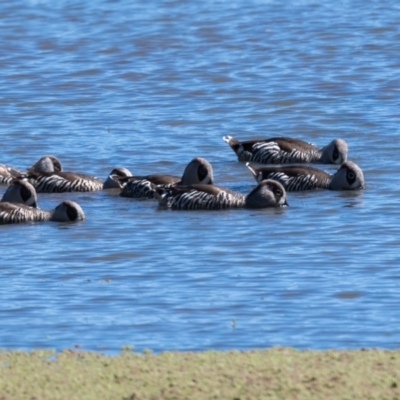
[223,136,348,165]
[246,161,364,191]
[156,179,288,210]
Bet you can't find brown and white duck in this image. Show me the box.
[0,200,85,225]
[119,157,214,199]
[246,161,364,191]
[223,136,348,165]
[156,179,288,210]
[25,155,103,193]
[0,181,85,224]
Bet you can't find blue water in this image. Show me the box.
[1,0,400,352]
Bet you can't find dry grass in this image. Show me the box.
[1,347,400,399]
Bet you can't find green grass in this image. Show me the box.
[1,347,400,399]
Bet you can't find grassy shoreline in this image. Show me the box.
[1,347,399,399]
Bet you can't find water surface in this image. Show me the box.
[1,0,400,352]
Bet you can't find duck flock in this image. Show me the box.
[0,135,364,225]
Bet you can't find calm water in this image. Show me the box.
[1,0,400,352]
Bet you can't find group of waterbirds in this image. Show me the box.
[0,135,364,225]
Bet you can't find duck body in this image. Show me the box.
[0,202,51,224]
[156,184,244,210]
[120,174,181,198]
[23,155,103,193]
[223,136,348,165]
[119,157,214,199]
[26,170,104,193]
[247,161,364,191]
[156,179,288,210]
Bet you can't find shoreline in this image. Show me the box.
[1,347,399,399]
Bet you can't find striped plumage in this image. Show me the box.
[120,173,180,198]
[0,200,85,225]
[156,179,288,210]
[0,164,23,185]
[120,157,214,199]
[1,180,38,207]
[120,177,172,199]
[246,161,364,191]
[223,136,348,165]
[27,171,104,193]
[0,203,53,224]
[26,155,103,193]
[157,185,243,210]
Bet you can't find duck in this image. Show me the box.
[246,161,365,191]
[0,164,23,185]
[0,200,85,225]
[0,181,85,224]
[223,135,348,165]
[155,179,288,210]
[119,157,214,199]
[25,155,104,193]
[1,180,38,207]
[103,167,133,189]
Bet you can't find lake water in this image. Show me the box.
[1,0,400,352]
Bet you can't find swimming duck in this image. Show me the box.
[156,179,288,210]
[119,157,214,199]
[0,200,85,225]
[246,161,364,191]
[0,181,84,224]
[223,136,348,165]
[26,155,103,193]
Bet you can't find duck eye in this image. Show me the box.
[348,172,355,179]
[275,189,282,197]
